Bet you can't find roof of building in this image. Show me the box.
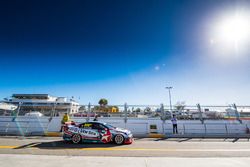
[12,94,51,98]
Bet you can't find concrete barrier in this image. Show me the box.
[0,116,250,138]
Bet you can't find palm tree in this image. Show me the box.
[98,98,108,112]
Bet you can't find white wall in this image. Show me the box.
[0,116,250,137]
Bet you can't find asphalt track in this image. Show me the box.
[0,136,250,157]
[1,137,250,167]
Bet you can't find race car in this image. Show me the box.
[62,121,133,145]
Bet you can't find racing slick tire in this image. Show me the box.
[114,134,125,145]
[71,134,82,144]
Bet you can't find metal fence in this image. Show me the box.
[1,103,250,122]
[71,103,250,123]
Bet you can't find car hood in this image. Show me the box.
[114,127,131,134]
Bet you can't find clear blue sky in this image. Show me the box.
[0,0,250,105]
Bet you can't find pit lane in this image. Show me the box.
[0,136,250,157]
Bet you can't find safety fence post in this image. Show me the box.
[25,121,30,135]
[225,123,228,137]
[233,103,242,124]
[204,124,207,135]
[5,122,10,134]
[197,103,204,124]
[124,103,128,128]
[160,104,165,134]
[246,124,250,140]
[87,103,91,122]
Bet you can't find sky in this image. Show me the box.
[0,0,250,105]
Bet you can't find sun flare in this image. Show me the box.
[216,13,250,44]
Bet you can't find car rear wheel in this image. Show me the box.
[72,134,81,144]
[114,134,124,145]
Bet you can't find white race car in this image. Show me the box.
[63,121,133,145]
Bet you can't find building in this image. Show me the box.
[0,102,18,116]
[226,107,250,118]
[3,94,80,116]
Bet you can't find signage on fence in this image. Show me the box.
[149,124,158,133]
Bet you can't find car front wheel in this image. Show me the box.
[114,134,124,145]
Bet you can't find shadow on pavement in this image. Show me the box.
[153,138,193,142]
[178,138,192,142]
[232,138,239,143]
[154,138,169,141]
[153,137,250,142]
[14,140,121,150]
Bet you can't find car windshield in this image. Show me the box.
[104,123,116,129]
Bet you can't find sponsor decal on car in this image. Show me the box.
[101,130,112,143]
[68,126,99,138]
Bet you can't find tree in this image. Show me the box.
[98,98,108,107]
[144,107,152,115]
[135,108,141,113]
[174,101,186,111]
[79,105,86,112]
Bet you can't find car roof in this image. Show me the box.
[82,121,106,124]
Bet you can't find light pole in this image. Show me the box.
[165,86,173,112]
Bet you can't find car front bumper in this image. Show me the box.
[124,136,133,144]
